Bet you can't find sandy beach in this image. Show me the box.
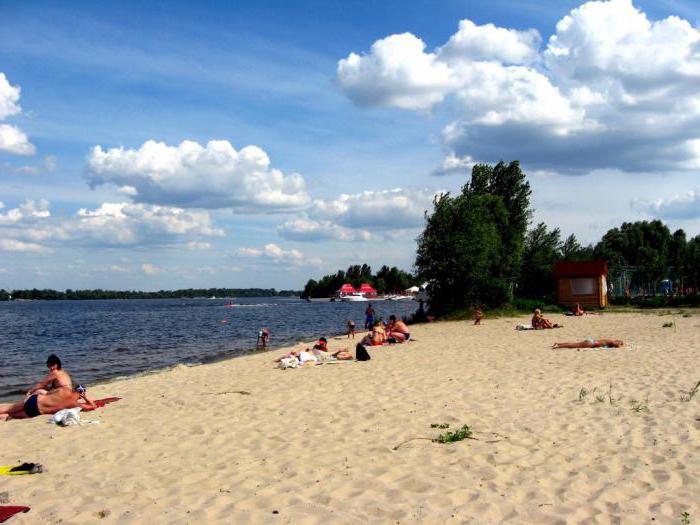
[1,311,699,524]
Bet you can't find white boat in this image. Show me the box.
[386,294,414,301]
[340,292,368,302]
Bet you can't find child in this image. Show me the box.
[473,306,483,325]
[347,320,356,339]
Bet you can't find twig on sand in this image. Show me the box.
[392,437,435,450]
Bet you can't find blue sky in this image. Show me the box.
[1,0,700,290]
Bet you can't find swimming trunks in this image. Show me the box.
[23,395,40,418]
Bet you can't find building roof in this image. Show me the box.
[553,260,608,277]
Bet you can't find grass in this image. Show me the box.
[578,387,589,401]
[434,425,473,444]
[662,321,675,328]
[630,396,650,413]
[681,511,691,525]
[680,380,700,402]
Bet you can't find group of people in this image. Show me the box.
[529,307,624,349]
[0,355,95,421]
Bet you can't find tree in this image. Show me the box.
[518,223,562,300]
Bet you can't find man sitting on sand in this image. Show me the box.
[27,354,72,397]
[0,384,95,421]
[552,338,624,349]
[387,315,410,342]
[532,309,562,329]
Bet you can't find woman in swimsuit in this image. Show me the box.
[27,354,72,397]
[552,339,624,349]
[0,384,95,421]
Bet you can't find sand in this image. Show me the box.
[1,312,699,524]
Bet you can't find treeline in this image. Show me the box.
[302,264,417,298]
[0,288,300,301]
[416,161,700,315]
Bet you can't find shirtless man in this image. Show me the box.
[27,354,72,397]
[532,309,561,329]
[387,315,410,342]
[552,339,624,349]
[0,385,95,421]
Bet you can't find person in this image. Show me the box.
[473,307,483,325]
[532,309,561,329]
[347,320,356,339]
[312,337,353,360]
[387,315,410,342]
[360,320,386,346]
[257,328,270,349]
[26,354,72,397]
[364,303,376,330]
[552,338,624,349]
[573,303,585,316]
[0,384,95,421]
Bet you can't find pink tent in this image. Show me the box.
[338,283,357,294]
[358,283,377,294]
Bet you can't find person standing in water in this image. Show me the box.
[364,303,375,330]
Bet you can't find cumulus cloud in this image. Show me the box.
[0,200,223,250]
[277,218,371,242]
[312,188,437,230]
[234,243,320,267]
[635,189,700,220]
[337,0,700,174]
[0,73,35,156]
[86,139,310,212]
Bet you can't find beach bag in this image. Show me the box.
[355,343,371,361]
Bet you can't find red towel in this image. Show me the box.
[0,506,30,523]
[81,397,122,412]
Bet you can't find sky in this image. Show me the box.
[1,0,700,290]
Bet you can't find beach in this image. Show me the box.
[1,312,699,524]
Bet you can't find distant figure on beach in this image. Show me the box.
[27,354,72,397]
[387,315,410,342]
[364,304,376,330]
[0,384,95,421]
[257,328,270,349]
[552,338,624,349]
[473,307,483,325]
[360,320,386,346]
[347,320,356,339]
[532,309,561,329]
[573,303,585,316]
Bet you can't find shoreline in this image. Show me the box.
[2,312,698,524]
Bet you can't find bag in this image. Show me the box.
[355,343,371,361]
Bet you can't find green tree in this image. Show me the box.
[518,223,562,300]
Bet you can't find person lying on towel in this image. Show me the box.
[0,384,95,421]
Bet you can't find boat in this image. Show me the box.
[340,292,368,302]
[386,294,414,301]
[305,297,333,302]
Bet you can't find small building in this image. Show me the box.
[553,260,608,308]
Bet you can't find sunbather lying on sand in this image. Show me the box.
[0,384,95,421]
[552,338,624,349]
[532,309,562,329]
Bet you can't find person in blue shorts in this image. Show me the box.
[364,303,375,330]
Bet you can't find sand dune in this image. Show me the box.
[1,312,699,524]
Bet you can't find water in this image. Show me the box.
[0,297,417,400]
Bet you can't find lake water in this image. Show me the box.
[0,297,417,400]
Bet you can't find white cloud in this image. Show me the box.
[312,188,436,230]
[234,243,318,267]
[337,33,456,111]
[86,139,310,212]
[438,19,541,65]
[635,189,700,220]
[0,124,35,156]
[0,73,35,156]
[338,0,700,174]
[0,200,224,250]
[432,152,475,176]
[0,238,48,253]
[186,241,212,250]
[141,263,162,275]
[277,217,372,242]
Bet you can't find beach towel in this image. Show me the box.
[80,397,121,412]
[0,463,43,476]
[0,506,30,523]
[515,324,534,330]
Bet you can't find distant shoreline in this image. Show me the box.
[0,288,301,301]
